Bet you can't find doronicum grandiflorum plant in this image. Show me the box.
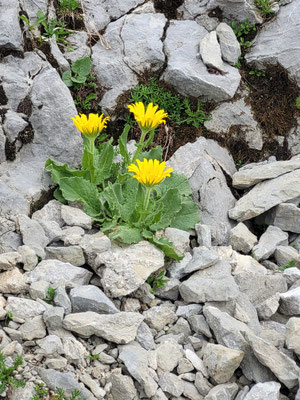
[45,102,200,260]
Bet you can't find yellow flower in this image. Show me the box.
[72,113,110,136]
[128,158,173,186]
[128,102,168,130]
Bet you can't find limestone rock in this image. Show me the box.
[205,383,239,400]
[200,31,226,72]
[252,225,288,261]
[17,214,48,258]
[0,268,27,294]
[230,223,258,254]
[69,285,119,314]
[0,0,23,50]
[45,246,85,267]
[243,382,281,400]
[216,22,241,65]
[155,339,183,372]
[0,252,22,271]
[19,315,46,340]
[143,305,177,331]
[264,203,300,234]
[109,374,137,400]
[184,246,219,274]
[280,286,300,315]
[63,312,143,344]
[275,246,300,268]
[61,205,92,229]
[158,372,184,397]
[5,297,46,320]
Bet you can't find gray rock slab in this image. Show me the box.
[245,331,299,389]
[3,110,28,142]
[204,98,263,151]
[286,317,300,357]
[32,200,64,227]
[5,296,46,320]
[264,203,300,234]
[109,374,137,400]
[164,227,190,254]
[243,382,281,400]
[275,246,300,268]
[96,241,164,297]
[158,372,184,397]
[232,156,300,189]
[19,0,48,24]
[63,32,91,63]
[280,286,300,315]
[136,321,156,350]
[216,22,241,65]
[19,315,46,340]
[162,20,241,102]
[168,137,236,245]
[252,225,289,261]
[27,259,92,287]
[205,383,239,400]
[0,251,22,271]
[63,311,144,343]
[184,246,219,274]
[69,285,119,314]
[0,268,27,294]
[155,339,183,372]
[246,1,300,85]
[0,0,22,50]
[283,267,300,286]
[143,304,177,331]
[45,246,85,267]
[180,260,240,303]
[119,342,158,397]
[17,214,48,258]
[230,223,258,254]
[61,205,92,229]
[200,31,226,72]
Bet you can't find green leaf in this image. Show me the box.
[59,177,102,219]
[53,187,67,204]
[71,75,87,84]
[71,56,92,78]
[170,198,200,230]
[118,124,131,165]
[45,159,87,184]
[61,70,73,87]
[142,230,183,260]
[94,142,114,184]
[109,225,143,244]
[137,146,163,162]
[149,188,182,231]
[155,172,192,198]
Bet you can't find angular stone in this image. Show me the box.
[0,252,22,271]
[32,200,64,227]
[252,226,288,261]
[158,372,184,398]
[176,304,203,319]
[201,343,244,383]
[45,246,85,267]
[245,331,299,389]
[155,339,183,372]
[43,307,65,331]
[109,374,137,400]
[183,380,203,400]
[17,245,38,271]
[143,305,177,331]
[230,223,258,254]
[179,260,240,303]
[27,259,92,287]
[17,214,48,258]
[216,22,241,65]
[185,349,208,376]
[3,110,28,142]
[136,321,155,350]
[19,315,46,340]
[69,285,119,314]
[5,297,46,320]
[256,293,280,320]
[188,315,212,337]
[0,0,22,50]
[155,278,180,301]
[280,286,300,315]
[164,227,190,254]
[194,371,213,396]
[119,342,158,397]
[275,246,300,268]
[232,253,268,276]
[0,268,27,294]
[96,241,164,297]
[195,223,212,247]
[63,32,91,63]
[63,311,143,344]
[264,203,300,234]
[286,317,300,357]
[162,20,241,102]
[200,31,226,72]
[243,382,281,400]
[283,267,300,286]
[79,231,111,267]
[205,383,239,400]
[54,287,72,315]
[168,253,193,280]
[184,246,219,274]
[229,169,300,221]
[61,205,92,229]
[246,0,300,85]
[63,337,88,367]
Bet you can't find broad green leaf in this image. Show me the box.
[71,56,92,77]
[94,142,114,184]
[142,230,183,261]
[53,188,67,204]
[45,158,87,184]
[155,172,192,198]
[137,146,163,162]
[118,124,131,165]
[170,198,200,231]
[61,70,73,87]
[71,75,87,84]
[149,188,181,231]
[109,225,143,244]
[59,177,102,219]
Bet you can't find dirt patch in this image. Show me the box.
[19,124,34,144]
[29,188,55,216]
[208,7,223,21]
[0,85,8,106]
[154,0,184,19]
[243,64,299,137]
[17,96,32,116]
[5,140,16,161]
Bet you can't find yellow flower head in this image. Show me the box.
[72,113,110,136]
[128,158,173,186]
[128,102,168,130]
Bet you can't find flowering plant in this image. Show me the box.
[45,102,200,259]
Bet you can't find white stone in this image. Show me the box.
[216,22,241,65]
[200,31,226,72]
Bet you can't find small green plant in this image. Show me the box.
[88,353,99,362]
[0,352,25,394]
[255,0,275,16]
[296,97,300,110]
[58,0,82,13]
[147,270,168,294]
[249,69,265,77]
[31,383,83,400]
[36,11,71,46]
[279,260,295,271]
[232,20,256,48]
[291,243,298,249]
[62,57,93,88]
[75,93,97,111]
[235,160,243,168]
[44,288,56,304]
[179,99,211,127]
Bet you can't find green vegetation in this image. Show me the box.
[88,353,99,362]
[147,270,168,293]
[44,287,56,304]
[31,383,83,400]
[58,0,82,13]
[296,97,300,110]
[232,20,256,48]
[249,69,265,77]
[129,78,210,127]
[254,0,275,16]
[279,260,295,271]
[0,353,25,394]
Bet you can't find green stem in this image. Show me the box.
[89,138,96,184]
[132,127,150,163]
